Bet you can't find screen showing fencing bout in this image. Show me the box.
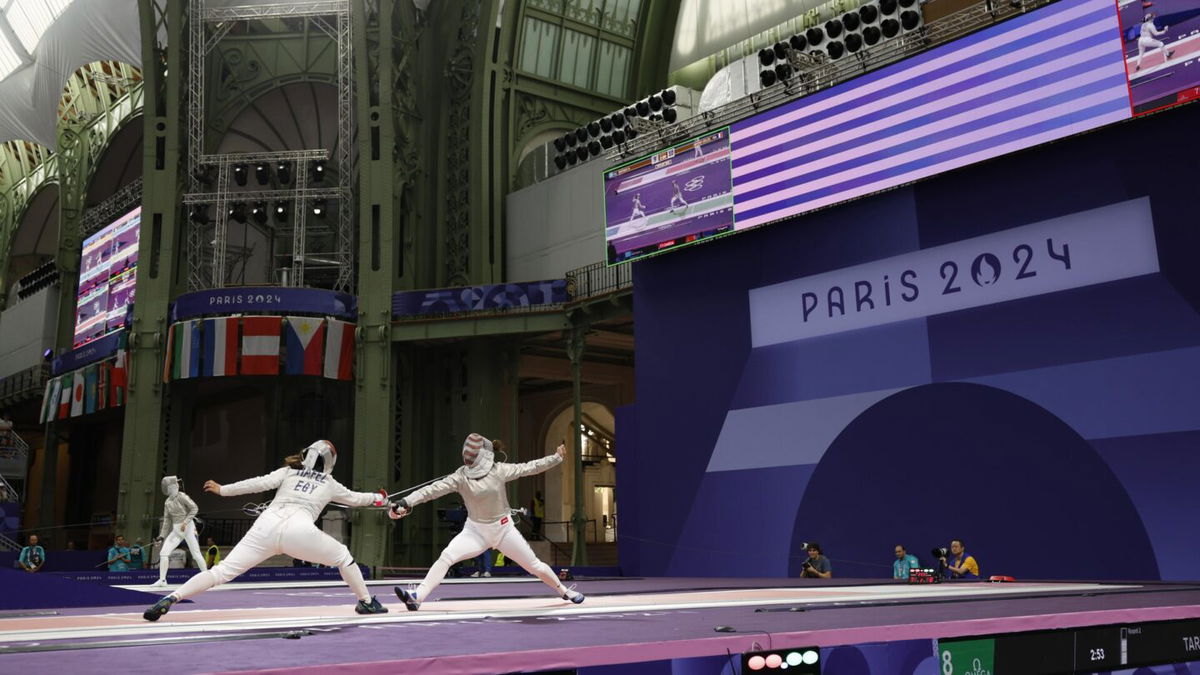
[74,206,140,348]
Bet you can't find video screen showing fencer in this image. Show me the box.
[1118,0,1200,114]
[73,206,141,347]
[603,128,735,265]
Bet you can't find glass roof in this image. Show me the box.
[0,0,73,80]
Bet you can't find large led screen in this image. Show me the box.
[73,206,140,347]
[602,0,1199,263]
[603,129,734,264]
[1119,0,1200,114]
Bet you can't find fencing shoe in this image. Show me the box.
[482,571,491,578]
[143,595,177,621]
[394,586,421,611]
[562,587,585,604]
[355,596,388,614]
[149,579,168,588]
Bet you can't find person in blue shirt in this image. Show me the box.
[107,535,132,571]
[130,538,146,569]
[893,544,919,579]
[19,534,45,573]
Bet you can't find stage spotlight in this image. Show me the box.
[882,18,900,38]
[276,161,291,184]
[789,34,808,51]
[553,136,567,152]
[566,132,577,147]
[576,147,588,162]
[825,19,843,38]
[600,117,613,133]
[554,154,567,170]
[255,163,270,185]
[864,25,882,45]
[827,40,845,59]
[600,135,613,149]
[880,0,898,13]
[636,100,650,117]
[611,113,625,128]
[233,164,248,186]
[760,69,777,88]
[663,107,677,124]
[192,166,214,186]
[312,199,327,217]
[251,202,268,225]
[625,106,638,119]
[899,0,917,8]
[588,140,601,156]
[648,95,663,112]
[806,27,825,46]
[661,88,676,106]
[575,127,588,143]
[759,48,775,67]
[309,160,326,184]
[566,151,578,165]
[228,202,247,223]
[275,201,289,222]
[612,129,626,144]
[43,348,53,361]
[189,205,210,224]
[775,63,793,81]
[625,126,638,140]
[860,4,879,23]
[843,12,861,30]
[587,121,601,137]
[846,33,864,52]
[901,10,920,30]
[773,41,789,61]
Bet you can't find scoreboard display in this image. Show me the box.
[938,618,1200,674]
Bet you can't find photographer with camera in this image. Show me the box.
[935,539,979,579]
[799,542,832,578]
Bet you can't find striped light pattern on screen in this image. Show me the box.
[730,0,1132,231]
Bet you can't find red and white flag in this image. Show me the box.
[242,316,281,375]
[70,371,85,417]
[111,347,128,406]
[323,318,355,380]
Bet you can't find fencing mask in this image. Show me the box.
[461,433,495,479]
[301,440,337,475]
[161,476,180,497]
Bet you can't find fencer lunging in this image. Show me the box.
[151,476,207,586]
[1135,13,1173,70]
[391,434,583,610]
[144,440,391,621]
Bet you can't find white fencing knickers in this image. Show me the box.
[170,505,369,602]
[413,516,567,602]
[157,520,207,582]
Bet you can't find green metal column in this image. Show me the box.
[116,0,188,544]
[566,320,589,565]
[349,0,395,570]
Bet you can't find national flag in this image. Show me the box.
[241,316,281,375]
[84,365,98,415]
[285,317,325,376]
[171,320,202,379]
[70,371,85,417]
[323,318,355,380]
[728,0,1132,230]
[40,377,59,423]
[111,345,128,407]
[97,361,108,410]
[202,316,239,377]
[58,373,72,419]
[162,323,174,384]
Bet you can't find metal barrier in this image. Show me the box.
[565,261,632,302]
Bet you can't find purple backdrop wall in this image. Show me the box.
[617,101,1200,581]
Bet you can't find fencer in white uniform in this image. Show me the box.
[1135,13,1173,70]
[391,433,583,610]
[144,440,390,620]
[151,476,207,586]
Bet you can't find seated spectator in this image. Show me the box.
[940,539,980,579]
[108,535,132,571]
[205,537,221,568]
[19,534,45,573]
[893,544,919,579]
[800,542,832,579]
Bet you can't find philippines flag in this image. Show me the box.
[70,371,85,417]
[323,318,355,380]
[171,320,202,380]
[242,316,281,375]
[285,317,326,376]
[202,317,239,377]
[58,373,72,419]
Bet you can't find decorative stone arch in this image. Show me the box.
[538,400,617,544]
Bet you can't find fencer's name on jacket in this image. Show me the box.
[747,198,1160,347]
[292,469,329,482]
[208,293,284,306]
